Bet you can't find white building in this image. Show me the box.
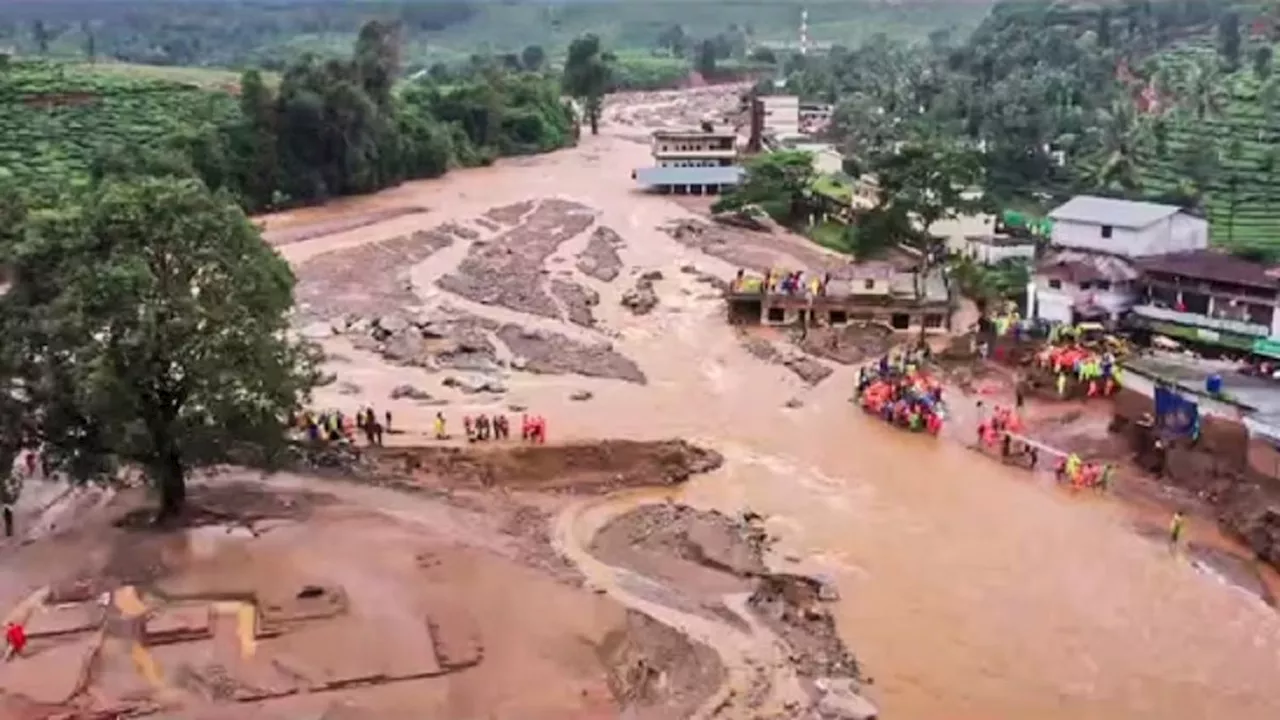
[1032,196,1209,324]
[634,127,744,195]
[1046,195,1208,257]
[959,234,1036,266]
[650,128,737,168]
[759,95,800,138]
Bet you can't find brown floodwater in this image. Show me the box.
[266,89,1280,720]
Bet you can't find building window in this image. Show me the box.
[829,310,848,325]
[766,307,786,323]
[1248,303,1275,327]
[1182,292,1210,315]
[1048,279,1062,290]
[864,279,876,290]
[1095,280,1112,291]
[923,314,943,329]
[891,313,910,330]
[1100,225,1113,239]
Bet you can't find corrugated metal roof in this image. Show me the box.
[1048,195,1184,229]
[634,166,745,186]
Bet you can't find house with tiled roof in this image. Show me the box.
[1031,196,1209,324]
[1129,250,1280,356]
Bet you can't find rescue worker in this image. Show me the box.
[1169,510,1186,551]
[433,412,447,440]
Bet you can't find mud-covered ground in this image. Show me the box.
[591,503,869,716]
[0,440,736,720]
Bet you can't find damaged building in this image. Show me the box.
[726,262,954,335]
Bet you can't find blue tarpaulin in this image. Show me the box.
[1155,386,1200,438]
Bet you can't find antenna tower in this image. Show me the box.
[800,8,809,56]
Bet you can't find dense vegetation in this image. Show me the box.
[0,173,319,520]
[0,22,577,212]
[774,0,1280,257]
[0,0,991,69]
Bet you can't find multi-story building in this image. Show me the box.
[726,264,953,335]
[758,95,801,138]
[1129,249,1280,354]
[633,127,744,195]
[1032,195,1209,324]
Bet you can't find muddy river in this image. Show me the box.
[260,89,1280,719]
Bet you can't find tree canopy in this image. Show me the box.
[562,34,615,135]
[0,176,319,520]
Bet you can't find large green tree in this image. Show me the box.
[0,178,318,521]
[868,138,983,237]
[713,150,816,222]
[563,33,615,135]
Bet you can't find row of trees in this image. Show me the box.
[2,0,478,69]
[105,21,577,214]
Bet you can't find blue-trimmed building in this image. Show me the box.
[632,127,745,195]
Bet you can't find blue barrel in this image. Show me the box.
[1206,374,1223,395]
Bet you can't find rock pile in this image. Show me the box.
[551,279,600,327]
[576,226,626,282]
[294,229,454,323]
[739,334,834,386]
[621,270,662,316]
[437,199,596,320]
[497,324,647,384]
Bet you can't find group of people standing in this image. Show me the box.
[463,414,548,443]
[856,359,947,435]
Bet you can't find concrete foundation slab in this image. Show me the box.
[24,602,104,638]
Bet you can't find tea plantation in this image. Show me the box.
[0,61,237,192]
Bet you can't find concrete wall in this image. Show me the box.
[761,96,800,137]
[1033,274,1136,323]
[965,241,1035,265]
[1050,213,1208,258]
[756,302,949,334]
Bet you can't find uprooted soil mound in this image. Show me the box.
[749,574,860,680]
[367,440,724,493]
[598,609,725,720]
[592,504,863,686]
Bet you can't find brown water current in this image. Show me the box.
[264,88,1280,720]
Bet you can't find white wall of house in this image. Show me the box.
[1050,213,1208,257]
[965,240,1035,265]
[761,96,800,137]
[1033,274,1137,323]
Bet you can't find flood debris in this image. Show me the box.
[621,270,662,316]
[738,333,834,386]
[437,199,596,320]
[577,226,626,282]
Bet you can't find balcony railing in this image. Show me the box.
[1131,304,1270,337]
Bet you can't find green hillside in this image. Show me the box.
[1134,44,1280,254]
[0,61,236,193]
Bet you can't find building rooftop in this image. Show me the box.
[965,233,1037,247]
[1123,353,1280,415]
[653,127,736,140]
[1134,249,1280,290]
[634,166,745,186]
[1037,249,1138,283]
[1049,195,1186,230]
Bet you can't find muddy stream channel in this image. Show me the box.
[250,88,1280,720]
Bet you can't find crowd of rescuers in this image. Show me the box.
[287,408,547,445]
[731,268,835,296]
